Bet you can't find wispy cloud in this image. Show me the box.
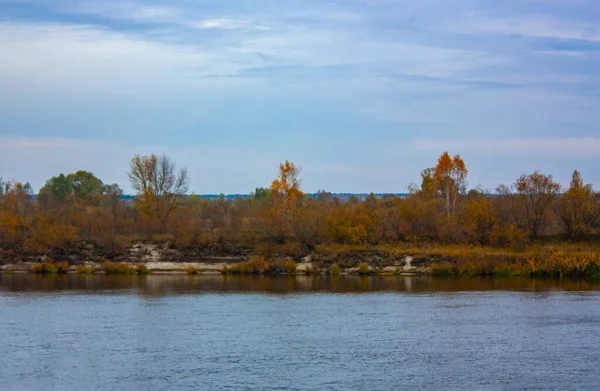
[191,18,251,30]
[1,0,600,191]
[413,137,600,156]
[447,14,600,42]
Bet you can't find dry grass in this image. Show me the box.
[223,256,271,275]
[103,261,136,275]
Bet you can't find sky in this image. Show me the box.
[0,0,599,194]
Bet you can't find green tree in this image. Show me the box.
[67,170,104,202]
[39,174,73,202]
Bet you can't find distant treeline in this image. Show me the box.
[1,152,599,257]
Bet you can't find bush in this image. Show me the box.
[358,262,371,275]
[31,260,61,274]
[330,263,340,276]
[305,264,319,275]
[187,265,199,275]
[57,261,70,274]
[285,260,297,274]
[136,264,149,275]
[76,265,94,275]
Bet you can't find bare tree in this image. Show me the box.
[128,154,189,232]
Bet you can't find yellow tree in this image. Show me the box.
[558,170,600,238]
[270,161,303,203]
[433,152,468,215]
[265,161,304,244]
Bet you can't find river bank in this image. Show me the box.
[1,241,599,278]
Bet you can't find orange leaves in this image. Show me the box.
[433,151,468,215]
[24,216,78,254]
[324,203,374,245]
[270,160,303,202]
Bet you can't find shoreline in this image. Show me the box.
[0,259,427,276]
[1,241,599,279]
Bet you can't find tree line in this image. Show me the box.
[0,152,599,256]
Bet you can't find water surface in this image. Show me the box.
[1,274,599,391]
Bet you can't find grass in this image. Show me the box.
[430,264,458,277]
[316,242,600,279]
[428,250,600,279]
[103,261,136,275]
[223,256,271,275]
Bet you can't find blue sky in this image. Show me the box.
[1,0,599,193]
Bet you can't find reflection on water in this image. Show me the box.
[1,273,599,295]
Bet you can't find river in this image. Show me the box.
[1,274,599,390]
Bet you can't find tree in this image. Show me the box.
[433,152,468,215]
[103,184,124,231]
[270,161,303,202]
[67,170,104,203]
[558,170,600,238]
[253,187,270,201]
[128,153,189,231]
[420,167,436,197]
[39,174,73,203]
[515,170,561,238]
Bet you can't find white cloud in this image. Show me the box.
[192,18,250,30]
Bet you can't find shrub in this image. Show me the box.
[305,264,319,275]
[57,261,70,274]
[358,262,371,275]
[31,260,60,274]
[187,265,199,275]
[76,265,94,275]
[136,264,149,275]
[284,260,297,274]
[330,263,340,276]
[45,262,59,274]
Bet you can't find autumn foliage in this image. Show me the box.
[0,152,599,264]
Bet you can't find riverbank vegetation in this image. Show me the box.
[1,152,599,278]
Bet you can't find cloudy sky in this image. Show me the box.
[1,0,599,193]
